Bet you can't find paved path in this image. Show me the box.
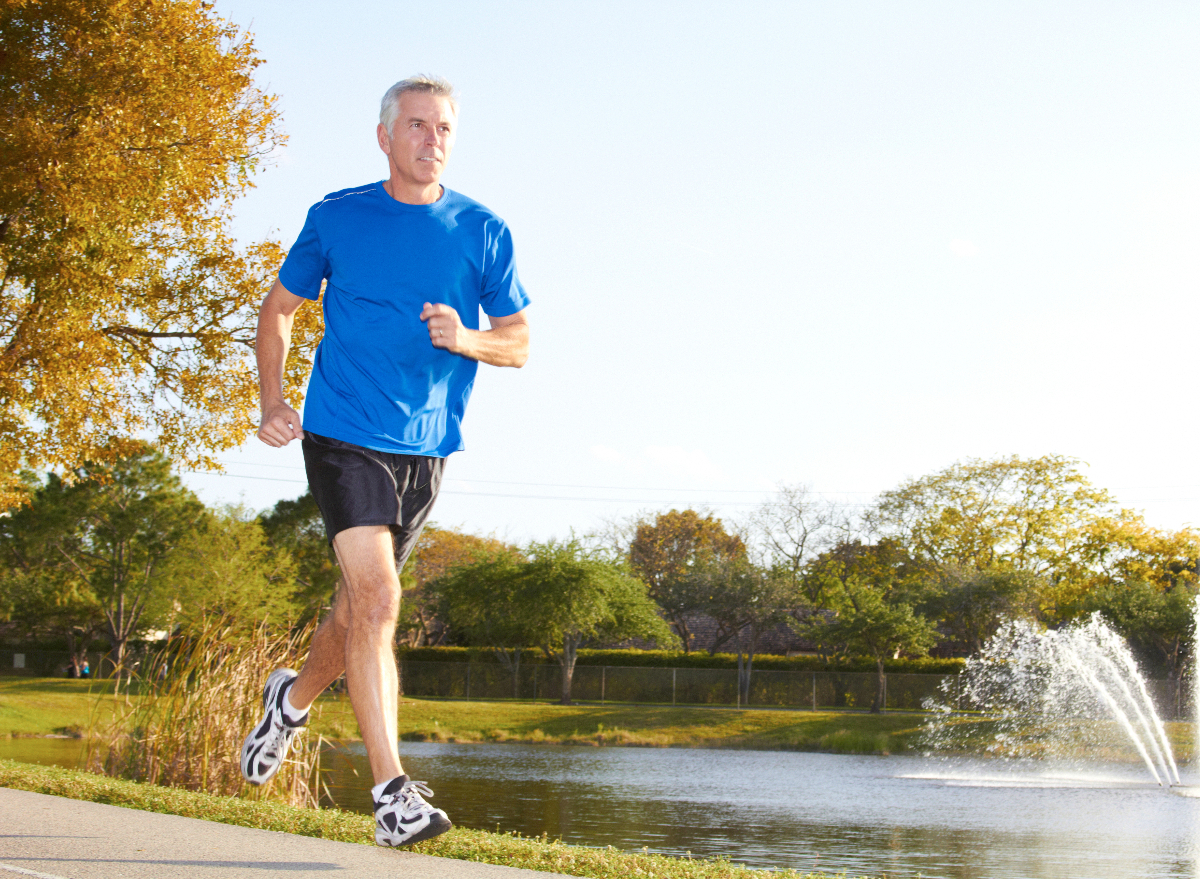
[0,788,571,879]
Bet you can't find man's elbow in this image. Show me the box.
[507,324,529,368]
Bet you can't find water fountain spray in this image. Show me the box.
[925,613,1181,786]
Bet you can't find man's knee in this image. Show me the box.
[347,577,401,630]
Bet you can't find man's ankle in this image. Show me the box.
[281,683,310,724]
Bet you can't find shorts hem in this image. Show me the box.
[324,518,402,544]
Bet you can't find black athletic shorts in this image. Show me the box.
[301,431,445,568]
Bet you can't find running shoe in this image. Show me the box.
[373,774,453,846]
[240,668,307,785]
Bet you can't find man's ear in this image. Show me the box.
[376,123,391,155]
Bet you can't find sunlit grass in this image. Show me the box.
[0,678,132,738]
[317,695,931,753]
[5,678,1193,759]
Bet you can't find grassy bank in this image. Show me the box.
[0,678,127,738]
[318,695,931,754]
[6,678,1192,759]
[0,759,871,879]
[0,677,931,753]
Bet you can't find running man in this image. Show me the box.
[241,74,530,847]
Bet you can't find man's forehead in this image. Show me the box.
[398,93,456,122]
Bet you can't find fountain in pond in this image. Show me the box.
[923,612,1181,786]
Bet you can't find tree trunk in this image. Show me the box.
[492,648,522,699]
[671,616,692,653]
[736,629,759,707]
[871,657,886,714]
[559,634,578,705]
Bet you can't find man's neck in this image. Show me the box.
[383,177,443,205]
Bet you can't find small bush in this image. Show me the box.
[87,617,326,807]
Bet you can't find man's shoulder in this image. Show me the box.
[439,188,507,225]
[310,182,381,214]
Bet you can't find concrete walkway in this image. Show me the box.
[0,788,571,879]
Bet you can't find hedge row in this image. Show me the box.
[397,645,965,674]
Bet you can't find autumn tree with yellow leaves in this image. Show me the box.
[0,0,321,508]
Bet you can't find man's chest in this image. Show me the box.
[322,217,484,304]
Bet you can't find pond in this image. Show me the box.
[4,737,1198,879]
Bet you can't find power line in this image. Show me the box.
[193,466,1200,507]
[184,470,778,504]
[213,459,774,494]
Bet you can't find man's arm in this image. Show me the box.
[256,279,309,447]
[420,303,530,368]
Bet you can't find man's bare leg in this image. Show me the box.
[286,525,405,785]
[287,586,350,708]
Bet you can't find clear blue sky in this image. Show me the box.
[191,0,1200,542]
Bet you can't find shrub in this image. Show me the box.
[87,616,326,807]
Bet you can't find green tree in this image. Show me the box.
[162,504,299,632]
[440,540,676,704]
[433,553,528,695]
[800,540,940,712]
[30,444,203,673]
[922,564,1041,656]
[628,509,745,651]
[690,553,801,705]
[0,474,105,671]
[0,0,321,508]
[401,526,519,647]
[259,490,339,622]
[872,455,1114,579]
[1066,515,1200,701]
[1082,580,1197,708]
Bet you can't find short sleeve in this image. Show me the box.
[479,221,531,317]
[278,204,329,301]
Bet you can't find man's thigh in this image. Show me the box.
[331,525,401,600]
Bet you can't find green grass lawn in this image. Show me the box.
[0,678,132,738]
[5,677,1193,760]
[2,676,930,754]
[315,695,932,753]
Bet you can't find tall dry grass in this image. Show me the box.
[87,616,328,808]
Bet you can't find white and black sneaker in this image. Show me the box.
[373,774,453,846]
[240,668,307,786]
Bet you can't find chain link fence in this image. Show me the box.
[399,660,962,711]
[7,651,1185,718]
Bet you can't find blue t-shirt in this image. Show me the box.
[279,182,531,456]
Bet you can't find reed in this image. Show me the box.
[86,616,327,807]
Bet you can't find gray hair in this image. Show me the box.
[380,75,458,136]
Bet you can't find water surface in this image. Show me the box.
[6,737,1199,878]
[323,741,1200,879]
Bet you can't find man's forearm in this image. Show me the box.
[458,322,529,368]
[256,302,295,409]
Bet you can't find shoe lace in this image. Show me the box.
[390,779,437,817]
[263,718,298,759]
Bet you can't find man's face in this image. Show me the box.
[377,92,456,190]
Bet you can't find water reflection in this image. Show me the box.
[323,742,1200,879]
[5,737,1200,879]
